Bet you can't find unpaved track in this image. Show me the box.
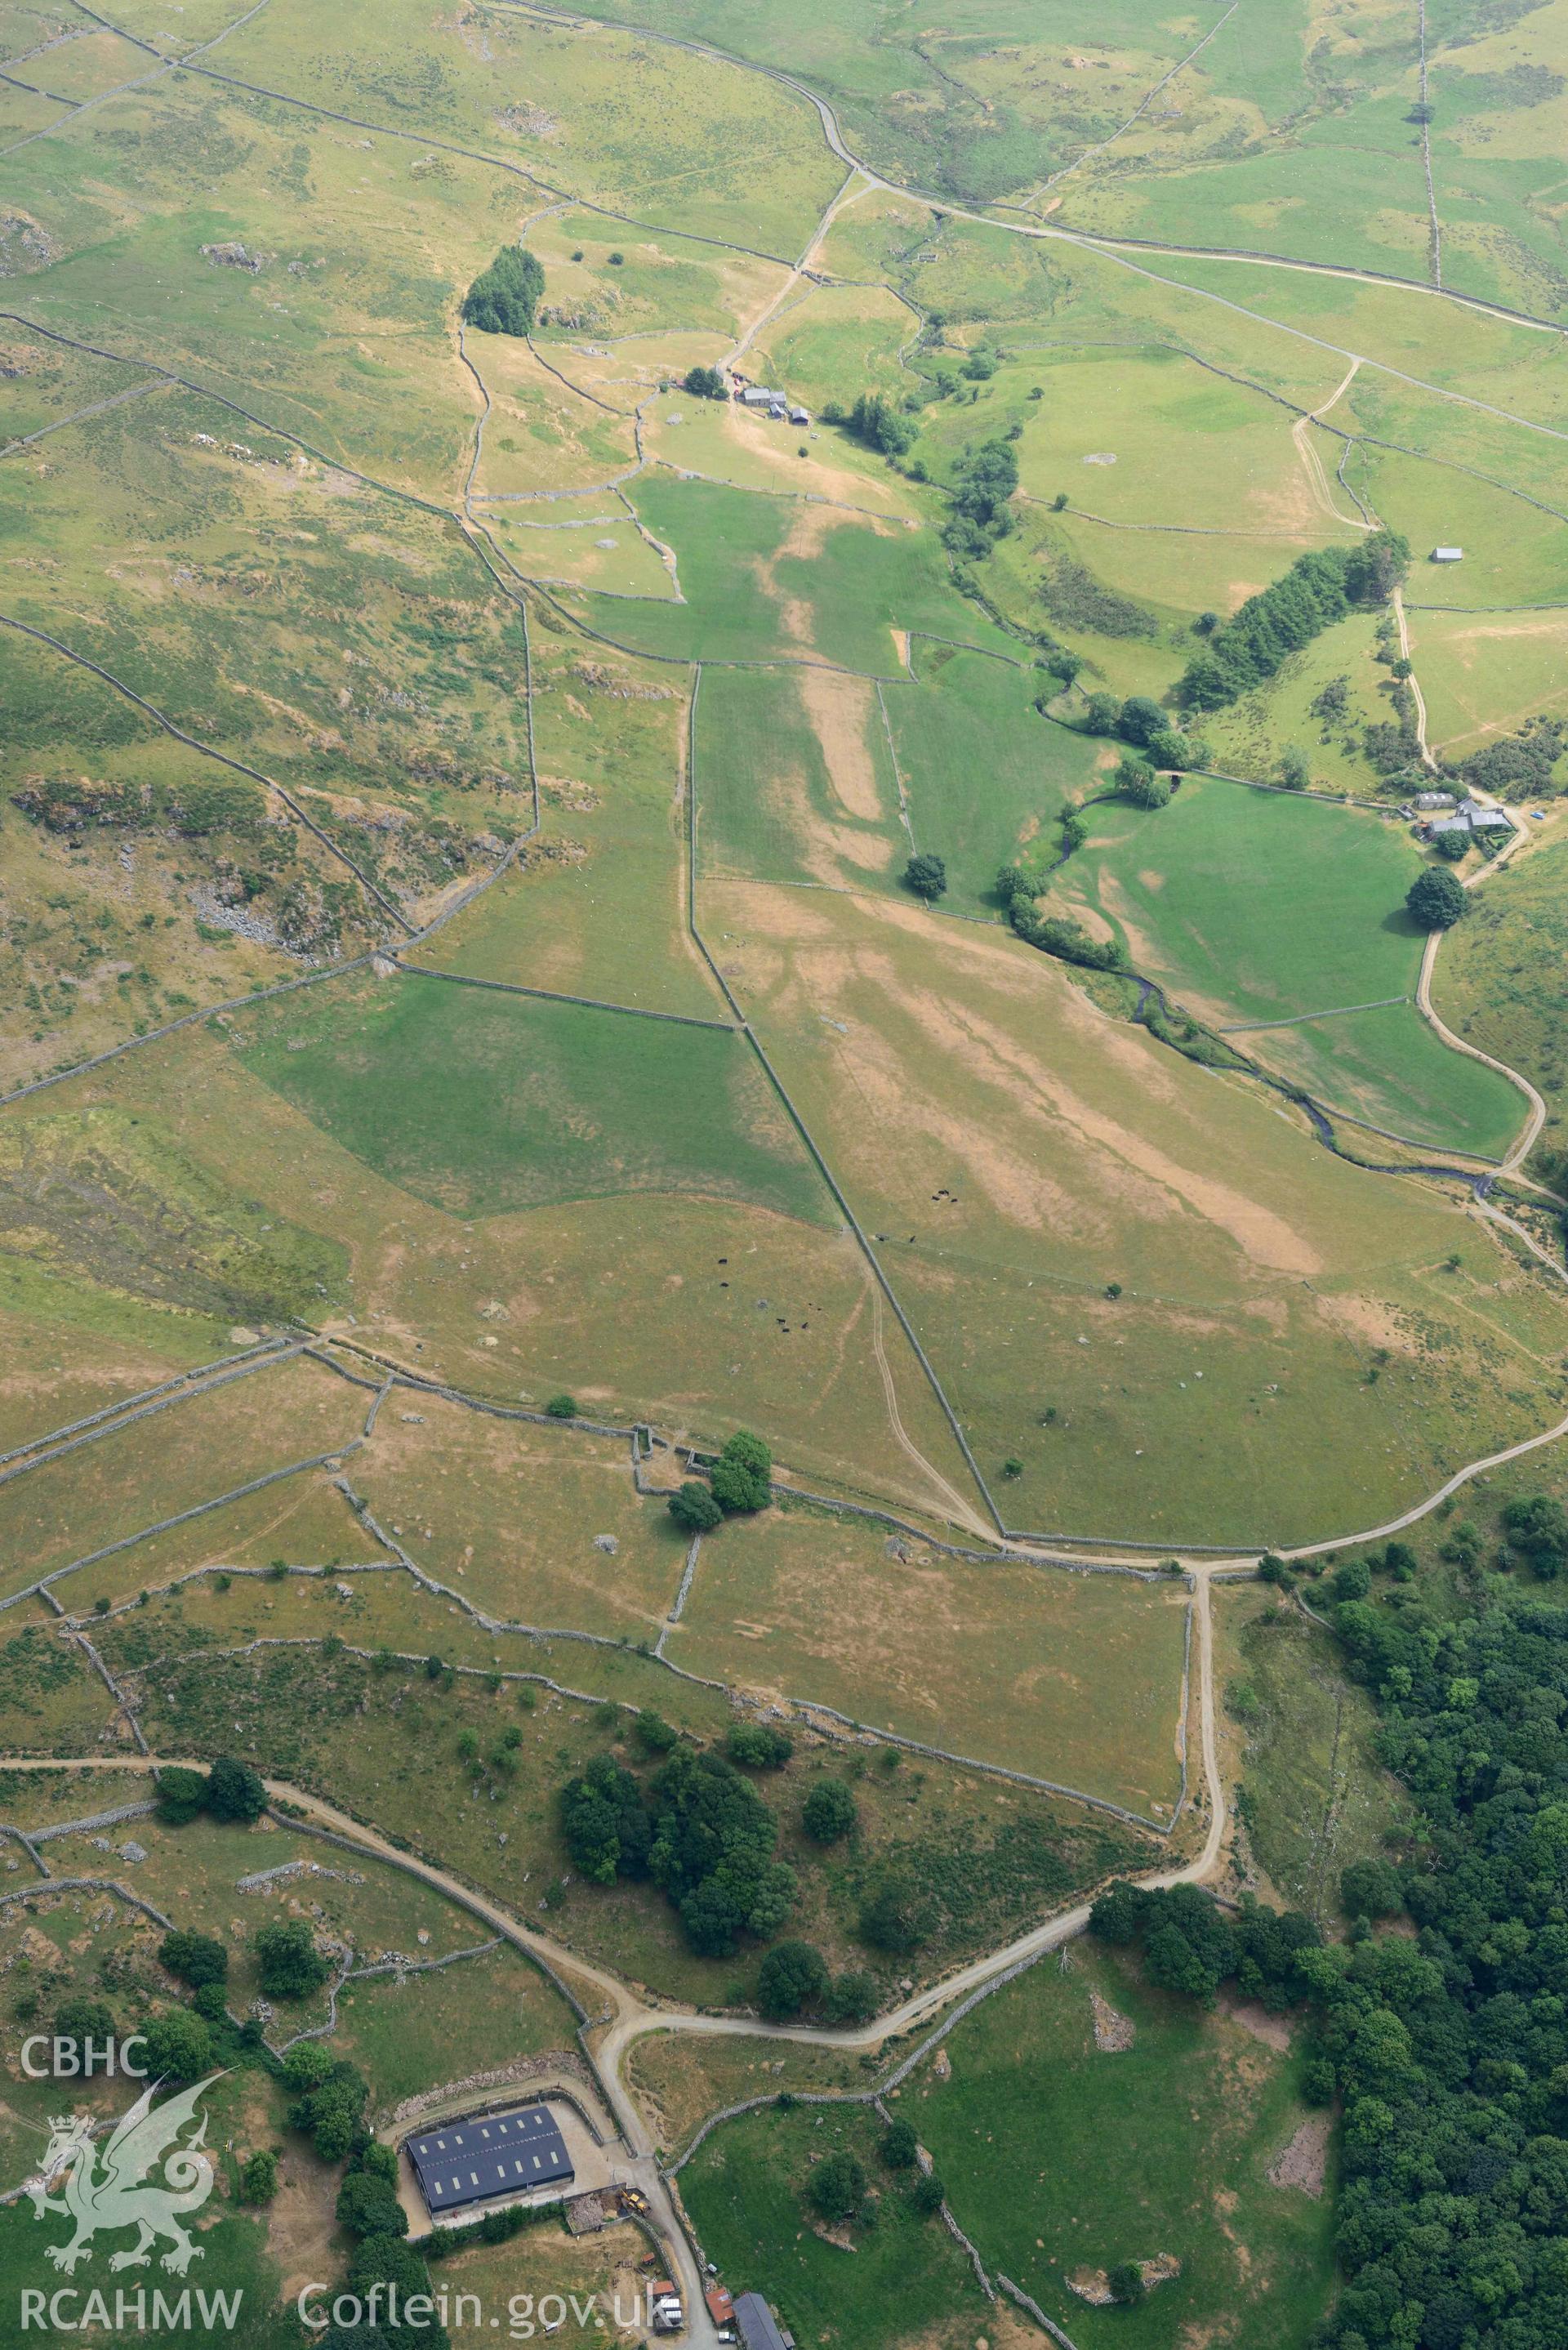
[0,1577,1223,2334]
[868,1281,996,1541]
[1292,358,1365,528]
[1419,924,1545,1170]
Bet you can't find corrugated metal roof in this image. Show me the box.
[734,2292,791,2350]
[407,2104,574,2214]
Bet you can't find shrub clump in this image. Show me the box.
[710,1429,772,1514]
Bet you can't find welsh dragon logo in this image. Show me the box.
[24,2073,220,2276]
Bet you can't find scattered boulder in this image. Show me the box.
[1089,1989,1134,2052]
[1069,2253,1180,2304]
[1267,2113,1330,2197]
[201,241,268,272]
[0,213,56,273]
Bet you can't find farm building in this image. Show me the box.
[789,406,809,426]
[733,2293,792,2350]
[737,386,781,407]
[1413,791,1455,809]
[1428,799,1513,841]
[405,2103,574,2221]
[1431,546,1463,563]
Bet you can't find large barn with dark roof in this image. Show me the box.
[405,2104,574,2220]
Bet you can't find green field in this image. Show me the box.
[1433,823,1568,1177]
[1216,1589,1403,1921]
[883,646,1102,911]
[681,2102,1000,2348]
[693,662,907,891]
[566,475,1014,672]
[1051,773,1526,1153]
[243,968,831,1224]
[906,1939,1338,2349]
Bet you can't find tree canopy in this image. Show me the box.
[560,1738,795,1956]
[158,1929,229,1988]
[1178,537,1409,711]
[844,392,914,456]
[668,1478,723,1533]
[461,245,544,337]
[710,1427,773,1513]
[1406,866,1467,929]
[757,1939,829,2019]
[803,1778,858,1843]
[254,1919,330,2000]
[903,852,948,902]
[1118,758,1171,809]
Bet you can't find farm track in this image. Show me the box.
[4,12,1568,2336]
[1029,0,1242,199]
[0,328,1560,1545]
[497,1,1568,342]
[0,1565,1222,2344]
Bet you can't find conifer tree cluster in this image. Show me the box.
[1178,533,1409,711]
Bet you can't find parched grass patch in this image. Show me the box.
[0,1250,228,1457]
[1050,773,1524,1154]
[0,1349,368,1606]
[904,1939,1337,2350]
[626,2027,867,2161]
[694,662,906,891]
[482,497,673,599]
[672,1503,1188,1815]
[465,332,639,498]
[60,1472,386,1615]
[243,968,831,1225]
[640,393,921,516]
[352,1399,691,1640]
[1412,606,1568,756]
[432,2222,651,2346]
[705,877,1566,1543]
[408,639,724,1021]
[16,1025,971,1517]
